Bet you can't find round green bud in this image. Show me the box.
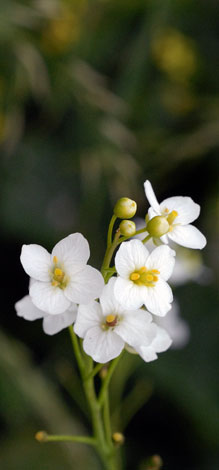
[146,216,169,238]
[119,220,136,237]
[114,197,137,219]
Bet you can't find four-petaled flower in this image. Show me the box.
[20,233,104,315]
[74,278,171,363]
[114,239,175,316]
[15,295,77,335]
[144,180,206,249]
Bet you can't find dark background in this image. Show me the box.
[0,1,218,469]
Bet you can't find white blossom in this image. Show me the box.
[15,295,77,335]
[144,180,206,249]
[20,233,104,315]
[114,239,175,316]
[74,278,160,363]
[153,300,190,349]
[127,325,172,362]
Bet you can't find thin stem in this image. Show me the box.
[101,229,121,279]
[142,234,151,244]
[44,434,97,446]
[85,362,104,380]
[103,389,112,446]
[107,214,117,248]
[98,353,123,407]
[117,226,148,245]
[68,326,85,375]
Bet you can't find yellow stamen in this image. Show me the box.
[106,314,116,324]
[167,210,178,225]
[130,272,140,281]
[164,207,169,213]
[52,280,59,287]
[54,268,63,277]
[130,266,160,287]
[145,274,154,282]
[53,256,58,264]
[139,266,147,274]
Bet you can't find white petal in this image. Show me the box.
[116,312,157,349]
[155,302,190,349]
[30,281,71,314]
[83,326,124,363]
[52,233,90,265]
[43,308,77,335]
[115,240,149,278]
[142,279,173,316]
[133,323,172,361]
[148,207,159,221]
[114,277,145,310]
[136,345,158,362]
[160,196,200,225]
[146,245,176,281]
[144,180,161,213]
[150,325,172,352]
[168,224,206,249]
[65,265,104,304]
[100,278,125,316]
[15,295,45,320]
[160,234,169,244]
[74,301,102,338]
[20,244,51,281]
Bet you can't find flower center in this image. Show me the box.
[162,209,179,232]
[51,256,68,289]
[130,266,160,287]
[106,314,118,327]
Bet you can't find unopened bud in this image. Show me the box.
[145,454,163,469]
[112,431,125,446]
[146,216,169,238]
[114,198,137,219]
[35,431,48,442]
[119,220,136,237]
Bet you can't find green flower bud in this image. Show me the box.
[114,197,137,219]
[119,220,136,237]
[146,216,169,238]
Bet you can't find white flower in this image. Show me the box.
[114,239,175,316]
[134,219,211,286]
[153,300,190,349]
[15,295,77,335]
[144,180,206,249]
[127,325,172,362]
[74,278,159,363]
[20,233,104,315]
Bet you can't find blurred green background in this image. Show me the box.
[0,0,218,469]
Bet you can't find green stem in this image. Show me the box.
[142,234,151,244]
[99,354,123,407]
[103,388,112,446]
[107,214,117,248]
[68,328,119,469]
[44,434,97,446]
[68,326,85,375]
[101,229,121,280]
[117,226,148,245]
[85,362,104,380]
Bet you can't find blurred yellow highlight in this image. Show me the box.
[152,29,198,83]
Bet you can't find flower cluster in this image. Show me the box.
[15,180,206,364]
